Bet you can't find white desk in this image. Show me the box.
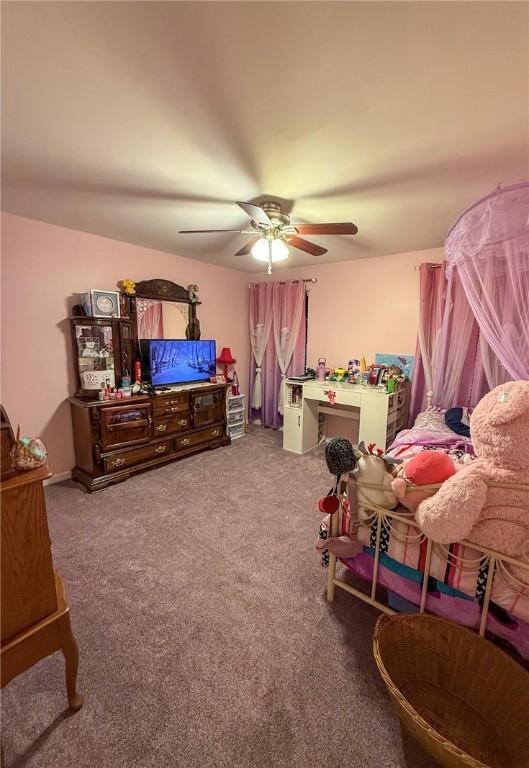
[282,379,406,454]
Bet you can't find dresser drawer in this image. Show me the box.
[153,413,191,435]
[99,403,152,450]
[153,394,189,415]
[175,425,224,451]
[103,440,172,473]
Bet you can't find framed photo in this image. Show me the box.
[81,289,121,318]
[209,375,218,384]
[215,373,226,384]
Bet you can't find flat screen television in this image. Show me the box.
[139,339,216,386]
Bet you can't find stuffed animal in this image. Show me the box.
[391,451,456,512]
[120,279,136,295]
[187,284,200,302]
[416,381,529,558]
[354,441,402,511]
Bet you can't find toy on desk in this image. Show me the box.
[318,358,326,381]
[348,359,361,382]
[330,368,347,382]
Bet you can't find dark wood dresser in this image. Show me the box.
[70,383,230,492]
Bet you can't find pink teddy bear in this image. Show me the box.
[416,381,529,559]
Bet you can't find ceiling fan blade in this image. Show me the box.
[287,236,328,257]
[295,222,358,235]
[236,201,272,227]
[179,229,244,234]
[234,237,259,256]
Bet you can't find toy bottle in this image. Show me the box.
[318,358,326,381]
[134,359,142,384]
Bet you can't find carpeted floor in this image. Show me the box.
[1,427,431,768]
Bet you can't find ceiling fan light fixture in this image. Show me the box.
[251,238,289,263]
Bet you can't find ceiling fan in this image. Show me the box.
[179,200,358,273]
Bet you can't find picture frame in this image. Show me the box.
[209,375,218,384]
[81,289,121,318]
[215,373,226,384]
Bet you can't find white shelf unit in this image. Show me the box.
[227,393,246,441]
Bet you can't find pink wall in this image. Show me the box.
[258,247,444,371]
[254,247,445,441]
[1,213,250,476]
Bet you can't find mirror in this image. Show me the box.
[136,298,190,339]
[160,301,189,339]
[125,278,201,349]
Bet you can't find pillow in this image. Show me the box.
[445,407,471,437]
[414,407,454,434]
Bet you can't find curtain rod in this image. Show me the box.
[249,277,318,287]
[414,263,442,271]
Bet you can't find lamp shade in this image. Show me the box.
[217,347,236,365]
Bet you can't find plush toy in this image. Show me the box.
[354,441,402,511]
[416,381,529,558]
[391,451,456,512]
[120,279,136,295]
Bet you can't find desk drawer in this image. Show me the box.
[175,425,224,451]
[104,440,172,473]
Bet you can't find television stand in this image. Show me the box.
[69,383,231,492]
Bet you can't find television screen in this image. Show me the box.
[147,339,216,386]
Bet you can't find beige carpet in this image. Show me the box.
[1,426,430,767]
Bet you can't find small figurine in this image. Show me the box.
[120,279,136,295]
[318,358,326,382]
[187,284,200,303]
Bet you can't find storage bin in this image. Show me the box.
[373,613,529,768]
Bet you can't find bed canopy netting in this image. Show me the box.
[411,181,529,419]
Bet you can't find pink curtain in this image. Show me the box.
[137,299,163,338]
[249,283,274,410]
[409,264,445,421]
[444,181,529,380]
[432,268,486,408]
[249,281,306,428]
[412,264,492,416]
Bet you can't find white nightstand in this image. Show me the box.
[227,393,246,440]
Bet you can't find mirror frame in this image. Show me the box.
[123,279,202,375]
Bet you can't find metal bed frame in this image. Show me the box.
[326,478,529,639]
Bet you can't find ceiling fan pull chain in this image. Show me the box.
[268,239,273,275]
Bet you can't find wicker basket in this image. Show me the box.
[373,614,529,768]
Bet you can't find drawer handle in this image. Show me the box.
[212,428,220,437]
[180,437,191,446]
[155,424,167,432]
[113,457,126,467]
[178,419,188,426]
[155,445,167,454]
